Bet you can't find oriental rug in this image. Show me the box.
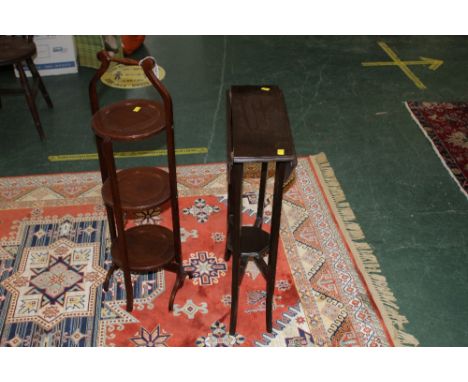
[406,101,468,197]
[0,154,418,346]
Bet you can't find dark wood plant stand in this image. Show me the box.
[0,36,53,140]
[89,51,187,312]
[225,85,297,335]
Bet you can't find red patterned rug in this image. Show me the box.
[0,154,418,346]
[406,101,468,196]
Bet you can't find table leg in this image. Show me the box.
[229,162,243,335]
[255,162,268,227]
[266,161,286,333]
[225,162,234,261]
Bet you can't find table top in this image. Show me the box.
[228,85,296,163]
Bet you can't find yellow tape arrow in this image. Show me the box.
[362,56,444,70]
[419,57,444,70]
[361,41,444,90]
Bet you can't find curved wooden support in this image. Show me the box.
[103,263,118,291]
[168,268,187,311]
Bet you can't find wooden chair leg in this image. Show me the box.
[15,62,46,140]
[26,58,53,108]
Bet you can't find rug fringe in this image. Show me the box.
[312,152,419,346]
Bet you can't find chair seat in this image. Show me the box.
[0,36,36,65]
[91,99,166,141]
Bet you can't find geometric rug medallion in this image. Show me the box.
[1,216,106,344]
[0,154,418,346]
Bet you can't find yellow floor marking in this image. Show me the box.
[377,42,427,89]
[361,41,444,90]
[48,147,208,162]
[362,58,443,70]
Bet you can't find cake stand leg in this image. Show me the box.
[103,264,118,291]
[168,267,187,311]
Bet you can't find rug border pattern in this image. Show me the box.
[309,153,419,346]
[405,101,468,198]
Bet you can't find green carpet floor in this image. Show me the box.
[0,36,467,346]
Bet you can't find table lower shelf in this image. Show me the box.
[111,225,175,272]
[227,226,270,257]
